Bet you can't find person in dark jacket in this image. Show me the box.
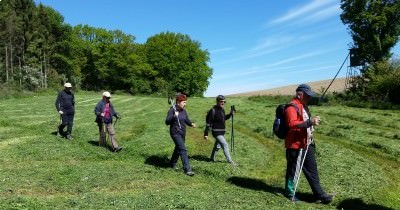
[94,91,122,152]
[165,94,196,176]
[204,95,236,165]
[284,84,333,204]
[55,82,75,140]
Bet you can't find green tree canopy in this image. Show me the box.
[340,0,400,64]
[144,32,212,96]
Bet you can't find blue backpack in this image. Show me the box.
[273,103,299,139]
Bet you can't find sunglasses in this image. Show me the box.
[219,100,226,103]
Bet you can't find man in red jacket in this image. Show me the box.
[284,84,333,204]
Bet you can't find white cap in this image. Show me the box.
[102,91,111,98]
[64,82,72,88]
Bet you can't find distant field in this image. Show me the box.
[0,92,399,209]
[230,77,347,96]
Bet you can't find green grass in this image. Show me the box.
[0,93,399,209]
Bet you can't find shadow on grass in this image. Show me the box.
[144,155,171,168]
[337,198,394,210]
[189,155,212,162]
[227,176,315,202]
[88,140,114,152]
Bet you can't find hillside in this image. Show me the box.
[0,93,399,209]
[230,77,347,96]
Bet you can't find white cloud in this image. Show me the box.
[268,0,337,26]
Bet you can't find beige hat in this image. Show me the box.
[64,82,72,88]
[102,91,111,98]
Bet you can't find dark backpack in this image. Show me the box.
[273,103,299,139]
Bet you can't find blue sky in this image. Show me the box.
[36,0,400,97]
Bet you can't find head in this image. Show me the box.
[175,94,187,109]
[64,82,72,92]
[102,91,111,102]
[216,95,226,108]
[296,84,316,105]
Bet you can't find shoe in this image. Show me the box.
[290,196,299,202]
[66,134,73,140]
[172,165,179,170]
[228,160,238,166]
[113,147,123,152]
[316,194,333,204]
[185,171,195,176]
[57,132,64,138]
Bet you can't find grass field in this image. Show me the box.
[0,92,399,209]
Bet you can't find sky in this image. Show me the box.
[35,0,400,97]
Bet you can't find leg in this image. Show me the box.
[285,149,299,198]
[302,143,325,197]
[107,123,122,152]
[66,113,74,139]
[58,114,68,137]
[171,134,191,172]
[98,123,106,147]
[210,139,220,161]
[215,135,233,163]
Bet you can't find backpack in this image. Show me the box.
[272,103,299,139]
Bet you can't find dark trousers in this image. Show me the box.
[59,113,74,136]
[285,143,325,198]
[170,134,191,172]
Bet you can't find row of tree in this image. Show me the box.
[0,0,212,96]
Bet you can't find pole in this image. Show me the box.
[292,138,314,201]
[230,105,235,154]
[169,97,181,129]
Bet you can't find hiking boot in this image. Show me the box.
[113,147,123,153]
[316,194,333,204]
[185,171,195,176]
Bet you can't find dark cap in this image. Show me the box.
[296,84,316,97]
[216,95,225,102]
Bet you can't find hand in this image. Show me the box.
[174,111,179,117]
[100,113,105,117]
[58,110,63,115]
[204,136,208,140]
[116,114,121,119]
[191,123,196,128]
[311,116,321,126]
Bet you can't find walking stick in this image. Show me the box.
[292,138,314,201]
[230,105,236,154]
[169,97,181,129]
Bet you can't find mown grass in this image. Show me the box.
[0,93,399,209]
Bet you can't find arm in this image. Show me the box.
[286,106,311,129]
[55,92,62,111]
[204,109,213,137]
[184,110,194,127]
[165,108,175,125]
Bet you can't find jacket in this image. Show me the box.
[165,106,193,136]
[285,97,312,149]
[55,90,75,114]
[94,99,118,124]
[204,105,232,137]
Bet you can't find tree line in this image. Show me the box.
[0,0,212,96]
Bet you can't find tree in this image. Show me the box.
[340,0,400,64]
[144,32,212,96]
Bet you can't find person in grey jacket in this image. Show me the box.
[55,82,75,140]
[94,91,122,152]
[165,94,196,176]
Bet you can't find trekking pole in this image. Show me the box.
[169,97,181,129]
[292,138,314,201]
[231,105,236,154]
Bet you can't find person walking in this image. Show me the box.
[165,94,196,176]
[55,82,75,140]
[94,91,122,152]
[204,95,236,165]
[284,84,333,204]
